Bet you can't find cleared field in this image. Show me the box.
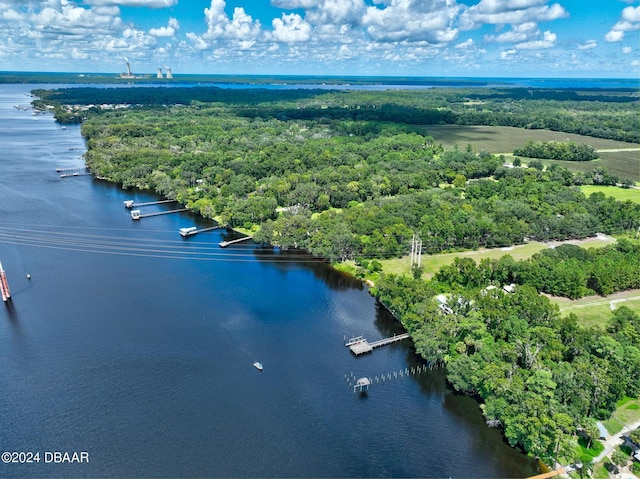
[427,125,640,181]
[427,125,638,153]
[541,150,640,182]
[602,396,640,436]
[551,289,640,329]
[378,235,615,278]
[580,185,640,203]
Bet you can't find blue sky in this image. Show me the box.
[0,0,638,77]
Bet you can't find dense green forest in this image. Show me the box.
[33,87,640,263]
[372,252,640,462]
[514,140,599,162]
[33,85,640,461]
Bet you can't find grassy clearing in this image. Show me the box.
[580,185,640,203]
[602,396,640,436]
[551,289,640,329]
[378,236,616,279]
[427,125,638,154]
[427,125,640,181]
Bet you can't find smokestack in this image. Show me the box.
[165,67,173,79]
[157,68,164,79]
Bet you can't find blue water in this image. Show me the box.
[2,71,638,90]
[0,84,538,478]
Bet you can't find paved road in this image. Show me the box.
[593,419,640,464]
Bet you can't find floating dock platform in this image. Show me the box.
[345,333,411,355]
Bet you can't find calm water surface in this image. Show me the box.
[0,84,538,478]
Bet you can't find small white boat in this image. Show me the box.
[253,362,263,371]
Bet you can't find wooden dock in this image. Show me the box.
[124,199,176,208]
[219,236,253,248]
[57,167,90,178]
[346,333,411,355]
[131,208,188,220]
[179,226,223,237]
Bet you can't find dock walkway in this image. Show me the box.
[219,236,253,248]
[124,199,176,208]
[346,333,411,355]
[131,208,188,220]
[180,226,223,237]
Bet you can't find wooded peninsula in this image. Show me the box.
[34,84,640,467]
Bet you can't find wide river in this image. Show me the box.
[0,84,538,478]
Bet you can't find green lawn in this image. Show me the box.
[377,236,616,279]
[552,290,640,329]
[602,396,640,436]
[580,185,640,203]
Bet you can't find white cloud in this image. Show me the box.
[515,30,556,49]
[500,48,517,60]
[305,0,367,25]
[605,30,624,42]
[83,0,177,7]
[31,3,124,36]
[577,40,597,50]
[485,22,537,43]
[149,17,179,37]
[71,46,89,59]
[455,38,475,49]
[362,0,460,43]
[622,5,640,22]
[3,9,25,21]
[186,32,208,50]
[461,1,567,28]
[485,22,556,49]
[605,5,640,42]
[271,0,318,8]
[203,0,261,41]
[337,44,354,59]
[271,13,311,43]
[622,46,632,54]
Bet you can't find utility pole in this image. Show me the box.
[410,235,416,267]
[410,235,422,268]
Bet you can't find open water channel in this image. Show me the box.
[0,84,538,478]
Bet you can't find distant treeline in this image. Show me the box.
[33,85,640,143]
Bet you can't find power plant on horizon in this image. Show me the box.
[119,58,173,80]
[156,67,173,79]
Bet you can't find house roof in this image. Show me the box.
[596,422,609,439]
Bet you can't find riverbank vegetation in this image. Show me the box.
[372,248,640,463]
[33,85,640,463]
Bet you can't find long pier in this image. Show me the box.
[219,236,253,248]
[124,199,176,208]
[346,333,411,355]
[56,167,91,178]
[131,208,189,220]
[179,226,223,237]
